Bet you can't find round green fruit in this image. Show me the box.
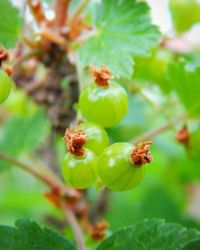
[77,122,109,155]
[62,148,97,189]
[79,81,128,128]
[97,143,151,191]
[0,69,12,104]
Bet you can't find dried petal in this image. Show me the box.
[90,65,113,87]
[64,127,87,156]
[131,141,153,167]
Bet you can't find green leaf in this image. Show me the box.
[0,0,23,48]
[134,49,173,93]
[79,0,161,78]
[183,53,200,71]
[182,240,200,250]
[187,127,200,161]
[169,0,200,33]
[0,111,50,170]
[0,219,76,250]
[96,219,200,250]
[168,61,200,117]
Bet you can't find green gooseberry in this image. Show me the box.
[62,148,97,189]
[79,66,128,128]
[0,69,12,104]
[97,142,153,191]
[77,121,109,155]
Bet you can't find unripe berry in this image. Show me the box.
[97,142,153,191]
[79,66,128,128]
[0,69,12,104]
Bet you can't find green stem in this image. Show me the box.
[62,203,87,250]
[0,152,86,250]
[75,53,91,121]
[132,114,187,145]
[140,89,175,128]
[0,152,48,182]
[0,152,72,195]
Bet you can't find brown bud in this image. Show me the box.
[175,125,190,147]
[91,220,109,241]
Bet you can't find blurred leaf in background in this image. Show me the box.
[0,0,22,48]
[170,0,200,33]
[80,0,161,77]
[133,49,173,93]
[0,111,50,171]
[168,59,200,117]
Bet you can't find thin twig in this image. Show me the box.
[27,0,47,25]
[62,203,87,250]
[132,114,186,145]
[68,0,89,25]
[54,0,71,27]
[0,152,49,184]
[89,187,110,224]
[140,89,175,127]
[0,152,85,248]
[23,37,38,49]
[37,27,68,46]
[0,152,77,197]
[22,0,28,29]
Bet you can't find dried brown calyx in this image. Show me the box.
[0,47,9,65]
[83,218,109,242]
[175,125,190,147]
[91,220,109,241]
[2,65,13,76]
[131,141,153,167]
[90,65,113,87]
[64,127,87,157]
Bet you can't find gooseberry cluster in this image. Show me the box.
[62,66,153,191]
